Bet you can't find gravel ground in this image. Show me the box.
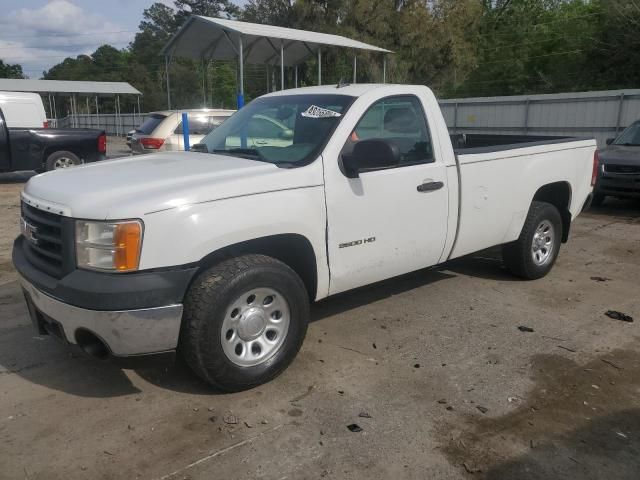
[0,173,638,479]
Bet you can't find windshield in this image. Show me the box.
[613,122,640,146]
[198,94,355,166]
[136,113,166,135]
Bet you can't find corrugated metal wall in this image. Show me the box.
[439,89,640,147]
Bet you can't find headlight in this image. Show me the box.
[75,220,143,272]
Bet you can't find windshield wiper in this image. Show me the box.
[619,143,640,146]
[211,148,269,161]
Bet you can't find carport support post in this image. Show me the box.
[317,48,322,85]
[52,95,57,127]
[353,54,357,83]
[280,41,285,90]
[165,55,171,110]
[237,36,244,109]
[294,66,298,88]
[137,96,141,126]
[116,94,121,137]
[86,97,90,127]
[95,96,100,129]
[202,58,207,107]
[47,94,53,125]
[382,55,386,84]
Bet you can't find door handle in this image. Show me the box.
[417,181,444,192]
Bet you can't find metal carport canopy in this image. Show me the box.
[162,16,392,109]
[0,79,141,96]
[162,16,392,67]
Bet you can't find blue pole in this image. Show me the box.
[182,112,190,151]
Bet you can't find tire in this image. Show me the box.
[45,150,82,171]
[180,254,310,392]
[591,193,606,207]
[502,201,563,280]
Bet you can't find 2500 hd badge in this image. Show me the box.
[339,237,376,249]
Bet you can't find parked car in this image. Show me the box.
[13,84,596,391]
[0,105,106,173]
[0,91,48,128]
[592,120,640,205]
[130,109,234,154]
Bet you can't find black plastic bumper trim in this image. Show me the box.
[13,236,199,311]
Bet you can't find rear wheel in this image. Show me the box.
[45,151,82,171]
[180,254,309,392]
[502,201,563,280]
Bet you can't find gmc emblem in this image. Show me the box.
[20,217,39,245]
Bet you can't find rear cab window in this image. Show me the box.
[136,114,167,135]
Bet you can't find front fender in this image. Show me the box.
[139,186,330,300]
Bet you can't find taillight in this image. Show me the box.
[140,137,165,149]
[98,134,107,154]
[43,121,49,128]
[591,150,600,187]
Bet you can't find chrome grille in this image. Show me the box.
[20,202,71,278]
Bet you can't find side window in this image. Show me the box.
[175,116,215,135]
[350,96,433,165]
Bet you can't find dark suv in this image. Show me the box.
[593,121,640,206]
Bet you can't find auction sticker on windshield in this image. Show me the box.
[301,105,342,118]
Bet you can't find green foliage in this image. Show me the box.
[38,0,640,111]
[0,60,26,79]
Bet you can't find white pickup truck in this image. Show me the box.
[13,84,597,391]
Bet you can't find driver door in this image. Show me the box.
[324,95,449,295]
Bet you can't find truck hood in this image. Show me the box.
[598,145,640,165]
[23,152,322,219]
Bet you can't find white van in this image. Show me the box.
[0,91,48,129]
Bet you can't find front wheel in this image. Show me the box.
[502,201,563,280]
[180,254,309,392]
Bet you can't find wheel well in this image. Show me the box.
[197,234,318,300]
[532,182,572,242]
[43,147,79,161]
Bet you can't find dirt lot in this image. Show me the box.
[0,173,638,479]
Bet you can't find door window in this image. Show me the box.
[347,96,434,165]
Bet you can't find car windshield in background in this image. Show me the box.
[199,94,355,166]
[613,122,640,146]
[135,114,166,134]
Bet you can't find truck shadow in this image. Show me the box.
[437,347,640,479]
[587,197,640,220]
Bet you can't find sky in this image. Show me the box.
[0,0,241,79]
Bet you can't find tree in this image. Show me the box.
[0,60,26,79]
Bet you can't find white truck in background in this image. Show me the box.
[13,84,596,391]
[0,91,48,128]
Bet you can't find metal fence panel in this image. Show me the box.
[439,89,640,147]
[52,114,149,136]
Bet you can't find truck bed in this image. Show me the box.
[450,133,590,153]
[448,135,596,260]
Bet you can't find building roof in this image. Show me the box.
[0,79,142,96]
[162,16,392,66]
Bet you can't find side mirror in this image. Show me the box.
[341,139,401,178]
[605,138,614,146]
[190,143,209,153]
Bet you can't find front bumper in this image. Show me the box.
[21,276,183,359]
[13,235,198,364]
[595,170,640,198]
